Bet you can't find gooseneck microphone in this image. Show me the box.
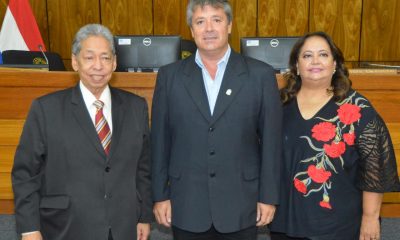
[38,44,49,65]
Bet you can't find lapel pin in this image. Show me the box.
[226,89,232,96]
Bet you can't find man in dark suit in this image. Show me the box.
[12,24,152,240]
[151,0,282,239]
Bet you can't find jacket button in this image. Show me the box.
[209,150,215,156]
[210,173,216,178]
[105,166,111,172]
[209,127,214,132]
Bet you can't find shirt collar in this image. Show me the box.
[79,81,111,109]
[195,46,231,68]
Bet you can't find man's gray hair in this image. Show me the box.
[186,0,233,27]
[71,24,115,55]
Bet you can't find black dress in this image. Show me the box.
[270,90,400,239]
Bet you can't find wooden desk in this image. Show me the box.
[1,70,399,216]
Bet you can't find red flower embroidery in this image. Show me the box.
[311,122,336,142]
[323,141,346,158]
[319,194,332,209]
[307,165,332,183]
[337,103,361,125]
[319,201,332,209]
[294,178,307,194]
[343,132,355,145]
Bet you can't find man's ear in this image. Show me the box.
[228,21,232,34]
[112,56,117,72]
[71,54,79,71]
[190,27,194,39]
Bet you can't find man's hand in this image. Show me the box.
[137,223,150,240]
[22,232,43,240]
[256,202,276,226]
[153,200,172,227]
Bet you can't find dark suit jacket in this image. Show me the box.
[151,51,282,233]
[12,84,152,240]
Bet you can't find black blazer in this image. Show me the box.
[12,84,152,239]
[151,51,282,233]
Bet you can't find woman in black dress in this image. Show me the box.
[269,32,400,240]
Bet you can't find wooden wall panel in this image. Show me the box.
[47,0,100,58]
[0,145,18,201]
[101,0,153,35]
[0,200,14,214]
[357,92,400,123]
[390,124,400,148]
[258,0,309,37]
[396,150,400,177]
[388,123,400,175]
[153,0,192,39]
[0,87,60,119]
[1,0,400,64]
[0,71,400,215]
[384,193,400,204]
[0,174,12,199]
[361,0,400,61]
[1,71,400,215]
[0,0,8,37]
[230,0,257,52]
[0,120,23,145]
[310,0,362,61]
[0,146,15,173]
[153,0,257,51]
[0,0,6,17]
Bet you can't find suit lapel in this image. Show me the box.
[107,87,124,161]
[71,85,107,158]
[182,57,212,122]
[211,51,247,125]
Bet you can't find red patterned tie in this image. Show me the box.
[94,100,111,155]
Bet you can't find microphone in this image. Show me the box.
[38,44,49,65]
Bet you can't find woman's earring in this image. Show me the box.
[297,69,300,76]
[333,69,336,75]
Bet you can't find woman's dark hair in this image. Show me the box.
[281,31,351,104]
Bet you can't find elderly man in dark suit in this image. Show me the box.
[151,0,282,239]
[12,24,152,240]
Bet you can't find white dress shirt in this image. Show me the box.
[79,81,113,132]
[195,46,231,115]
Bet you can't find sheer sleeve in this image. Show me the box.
[357,114,400,192]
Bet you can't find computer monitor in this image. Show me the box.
[114,35,181,72]
[240,37,299,72]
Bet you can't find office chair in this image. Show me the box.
[1,50,66,71]
[181,39,197,59]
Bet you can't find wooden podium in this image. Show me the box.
[0,69,399,216]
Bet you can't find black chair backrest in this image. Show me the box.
[181,39,197,59]
[2,50,66,71]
